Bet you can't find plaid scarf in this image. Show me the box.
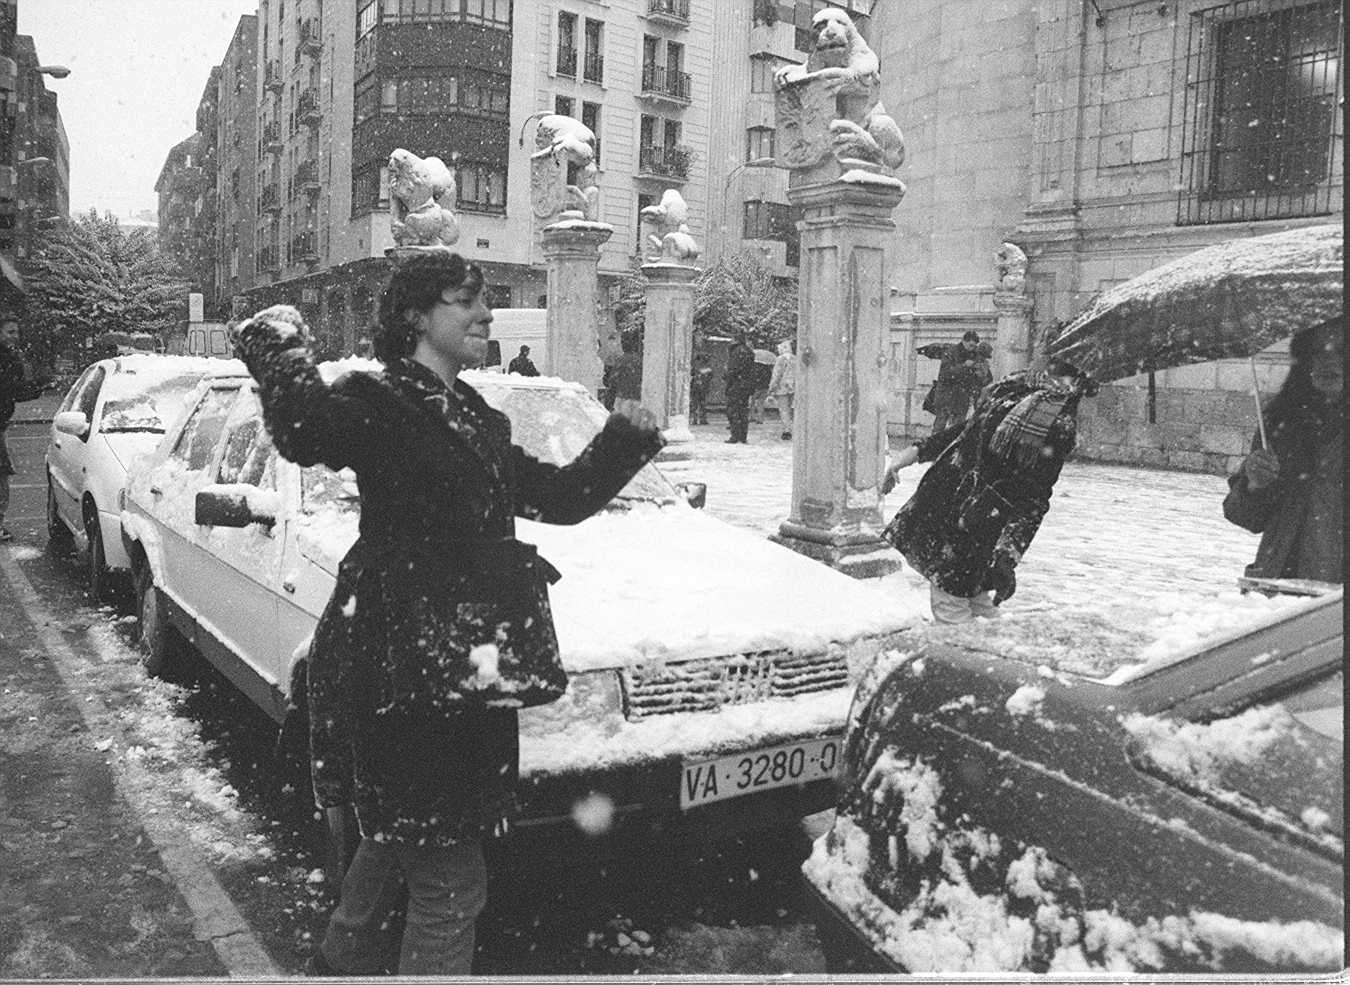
[986,371,1082,469]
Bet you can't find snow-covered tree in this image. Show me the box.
[693,251,797,348]
[19,210,190,367]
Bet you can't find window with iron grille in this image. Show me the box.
[746,126,775,161]
[1178,0,1341,225]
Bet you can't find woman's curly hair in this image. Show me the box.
[373,251,484,364]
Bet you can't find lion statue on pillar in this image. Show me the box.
[639,189,700,263]
[529,114,601,224]
[387,148,460,249]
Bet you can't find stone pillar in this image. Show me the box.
[640,260,698,458]
[772,174,906,578]
[541,221,612,394]
[992,292,1034,378]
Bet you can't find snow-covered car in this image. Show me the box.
[120,367,919,841]
[45,354,248,599]
[803,589,1343,975]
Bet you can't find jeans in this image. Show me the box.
[321,837,487,975]
[725,393,750,442]
[929,582,1000,624]
[774,393,794,435]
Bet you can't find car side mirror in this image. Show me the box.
[195,485,277,529]
[677,481,707,510]
[53,410,90,437]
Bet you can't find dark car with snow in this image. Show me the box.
[120,367,918,849]
[804,590,1343,975]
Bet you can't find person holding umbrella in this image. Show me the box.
[1223,317,1342,585]
[882,357,1097,623]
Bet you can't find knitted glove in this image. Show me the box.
[989,552,1018,605]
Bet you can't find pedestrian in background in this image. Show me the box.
[749,351,774,425]
[1224,317,1342,585]
[723,334,756,444]
[0,316,45,542]
[769,339,796,440]
[607,334,644,404]
[883,357,1096,624]
[232,252,664,976]
[928,331,993,434]
[689,352,713,425]
[507,344,539,377]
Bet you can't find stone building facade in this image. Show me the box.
[872,0,1342,473]
[214,16,259,313]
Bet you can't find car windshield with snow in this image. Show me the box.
[802,587,1343,975]
[45,354,249,600]
[119,367,919,844]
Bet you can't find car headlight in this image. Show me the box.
[518,669,625,741]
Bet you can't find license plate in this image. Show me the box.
[680,736,842,809]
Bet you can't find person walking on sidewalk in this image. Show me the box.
[883,357,1096,624]
[724,334,755,444]
[0,316,45,542]
[1224,316,1343,585]
[768,339,796,440]
[927,331,993,434]
[232,252,664,976]
[689,353,713,425]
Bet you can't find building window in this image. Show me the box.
[636,192,655,244]
[746,126,775,161]
[485,284,512,309]
[555,95,574,117]
[750,54,784,93]
[583,18,605,83]
[458,161,508,213]
[557,11,578,77]
[582,101,601,165]
[1178,0,1341,225]
[743,199,795,241]
[351,164,390,216]
[355,71,504,120]
[370,0,511,28]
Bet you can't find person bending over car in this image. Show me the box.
[232,252,664,976]
[883,357,1096,624]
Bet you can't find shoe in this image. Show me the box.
[304,951,349,977]
[0,527,12,542]
[725,438,740,444]
[781,432,792,440]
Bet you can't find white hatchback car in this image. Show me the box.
[121,366,919,843]
[45,354,247,599]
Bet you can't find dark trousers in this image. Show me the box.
[725,393,750,442]
[690,390,708,425]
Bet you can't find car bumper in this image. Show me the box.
[802,868,904,975]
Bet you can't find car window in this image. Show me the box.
[58,366,94,415]
[217,390,274,488]
[301,465,359,517]
[474,382,676,502]
[101,371,213,434]
[76,366,106,424]
[170,385,239,473]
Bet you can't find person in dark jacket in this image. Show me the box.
[723,335,756,444]
[232,252,664,976]
[1223,317,1342,585]
[689,352,713,425]
[928,331,993,434]
[883,358,1095,623]
[506,344,539,376]
[606,333,643,404]
[1,316,44,541]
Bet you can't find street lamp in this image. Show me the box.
[719,156,776,255]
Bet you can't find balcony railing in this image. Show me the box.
[296,159,320,192]
[291,232,318,263]
[299,19,322,55]
[256,247,279,273]
[556,45,578,77]
[260,185,281,213]
[262,121,282,154]
[637,144,691,180]
[297,89,321,125]
[583,52,604,83]
[264,60,283,93]
[640,64,692,103]
[646,0,691,25]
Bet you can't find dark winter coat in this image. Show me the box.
[235,318,664,847]
[1223,414,1343,584]
[507,354,539,377]
[0,343,41,429]
[931,344,992,418]
[606,350,643,402]
[724,342,756,401]
[884,375,1080,597]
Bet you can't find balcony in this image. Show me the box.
[262,121,282,154]
[291,232,318,264]
[297,89,321,126]
[260,185,281,214]
[639,64,692,105]
[636,144,691,182]
[556,45,578,78]
[582,52,605,84]
[299,19,322,56]
[264,60,283,94]
[256,247,279,274]
[296,159,320,193]
[645,0,690,27]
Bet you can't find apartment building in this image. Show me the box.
[215,15,259,313]
[174,0,712,356]
[154,134,201,274]
[872,0,1342,472]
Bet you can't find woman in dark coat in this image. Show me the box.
[883,359,1095,623]
[1224,317,1342,585]
[233,252,663,975]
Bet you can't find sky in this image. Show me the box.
[18,0,259,220]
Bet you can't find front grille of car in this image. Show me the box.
[620,649,849,720]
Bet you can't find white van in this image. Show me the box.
[486,308,547,374]
[185,322,234,359]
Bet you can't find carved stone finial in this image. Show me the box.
[387,148,460,249]
[995,242,1028,294]
[528,114,601,225]
[638,189,700,265]
[772,9,905,178]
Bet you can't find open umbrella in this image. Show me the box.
[753,347,777,366]
[1048,224,1342,384]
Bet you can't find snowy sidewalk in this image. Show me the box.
[662,419,1278,676]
